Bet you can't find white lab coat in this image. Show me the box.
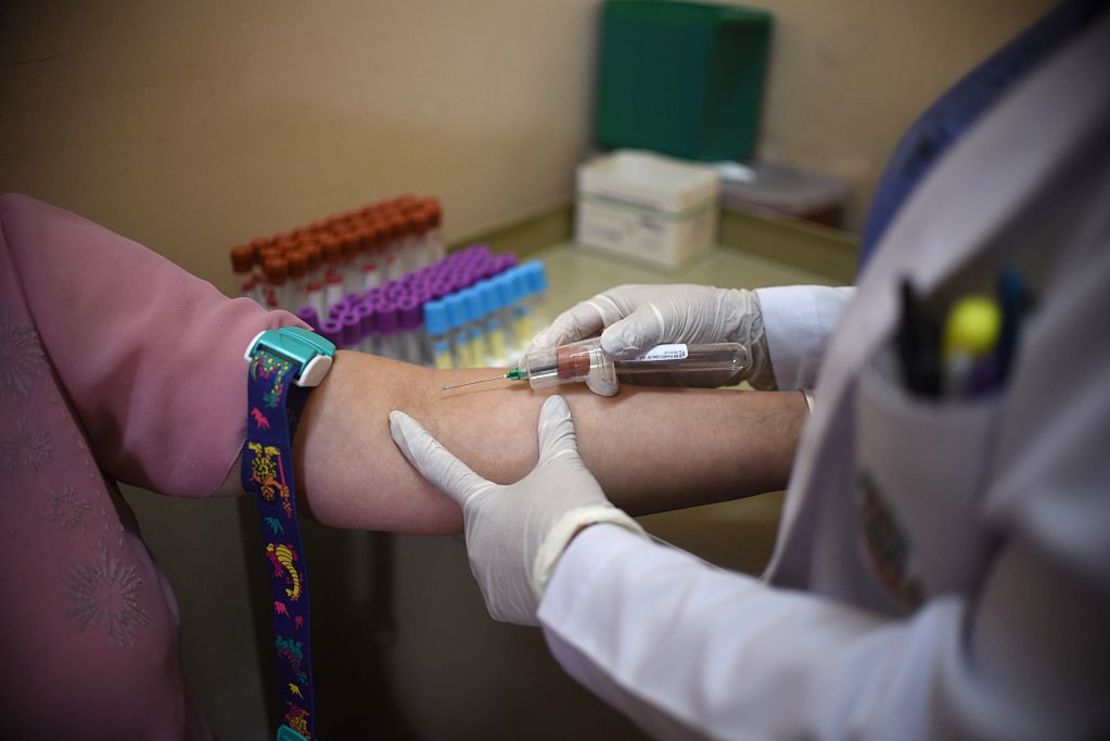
[538,13,1110,740]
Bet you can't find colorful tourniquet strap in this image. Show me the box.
[242,347,317,741]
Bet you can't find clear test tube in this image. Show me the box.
[376,300,401,359]
[397,296,424,364]
[462,287,488,366]
[445,294,473,368]
[287,250,308,311]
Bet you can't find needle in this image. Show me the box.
[440,374,509,391]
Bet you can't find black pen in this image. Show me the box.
[897,278,940,398]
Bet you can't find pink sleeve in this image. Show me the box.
[0,193,307,497]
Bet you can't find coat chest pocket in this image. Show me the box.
[854,342,1004,608]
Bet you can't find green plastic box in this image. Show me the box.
[595,1,772,162]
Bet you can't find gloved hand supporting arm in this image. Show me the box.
[390,395,646,625]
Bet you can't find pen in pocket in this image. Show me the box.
[942,296,1001,398]
[897,279,941,398]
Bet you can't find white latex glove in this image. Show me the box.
[389,395,646,626]
[526,284,776,393]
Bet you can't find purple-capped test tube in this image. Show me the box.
[340,311,362,350]
[397,295,424,364]
[295,306,321,333]
[494,253,518,273]
[319,317,344,349]
[355,301,377,354]
[375,299,401,359]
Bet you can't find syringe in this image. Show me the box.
[441,338,750,391]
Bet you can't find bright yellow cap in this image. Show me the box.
[943,296,1002,358]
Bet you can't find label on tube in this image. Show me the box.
[634,344,689,362]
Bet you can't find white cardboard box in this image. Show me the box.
[575,150,721,270]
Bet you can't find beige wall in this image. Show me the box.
[739,0,1055,227]
[1,2,1056,282]
[0,0,599,295]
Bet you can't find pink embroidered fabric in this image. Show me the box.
[0,194,304,739]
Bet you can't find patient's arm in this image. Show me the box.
[290,350,807,534]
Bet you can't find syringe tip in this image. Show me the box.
[440,374,509,391]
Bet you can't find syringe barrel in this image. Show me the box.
[613,342,750,380]
[522,339,750,389]
[523,338,608,389]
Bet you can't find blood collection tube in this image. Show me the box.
[230,244,257,301]
[303,240,325,318]
[287,250,308,311]
[361,224,381,292]
[395,210,417,274]
[320,235,344,313]
[338,228,359,295]
[263,256,289,309]
[423,198,445,264]
[518,339,751,390]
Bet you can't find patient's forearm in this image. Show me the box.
[293,351,806,534]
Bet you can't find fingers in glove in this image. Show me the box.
[584,356,620,396]
[526,292,626,354]
[389,410,494,504]
[599,302,667,358]
[535,395,582,463]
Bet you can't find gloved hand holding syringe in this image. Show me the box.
[441,338,750,394]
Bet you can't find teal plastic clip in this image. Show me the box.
[277,724,312,741]
[245,326,336,387]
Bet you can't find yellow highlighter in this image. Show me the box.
[942,296,1002,397]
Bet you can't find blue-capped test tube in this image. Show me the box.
[522,260,550,332]
[508,266,534,351]
[492,272,520,357]
[425,299,453,369]
[462,287,488,368]
[445,294,473,368]
[478,280,508,365]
